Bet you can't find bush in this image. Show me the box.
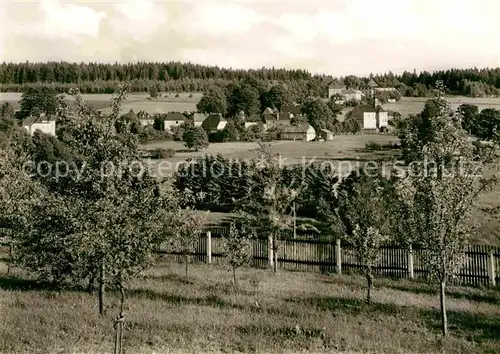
[365,141,401,151]
[188,93,193,98]
[366,141,383,151]
[175,93,180,98]
[150,148,176,159]
[139,126,173,144]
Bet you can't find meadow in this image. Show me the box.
[3,91,500,119]
[1,256,499,354]
[384,96,500,117]
[0,92,202,115]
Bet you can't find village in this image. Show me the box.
[20,79,399,143]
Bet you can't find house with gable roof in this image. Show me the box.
[22,113,56,136]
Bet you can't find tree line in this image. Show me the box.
[1,62,499,97]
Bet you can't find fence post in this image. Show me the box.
[488,250,496,287]
[407,246,414,280]
[206,231,212,265]
[7,243,13,275]
[335,239,341,275]
[268,234,274,269]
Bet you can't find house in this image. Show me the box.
[193,113,207,127]
[328,82,346,98]
[348,105,389,131]
[318,128,334,141]
[163,112,186,131]
[342,88,364,102]
[138,110,154,126]
[201,113,227,134]
[281,104,303,116]
[281,123,316,141]
[375,87,397,92]
[244,122,259,129]
[22,114,56,136]
[387,98,397,103]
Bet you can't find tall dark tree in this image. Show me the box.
[227,82,261,117]
[19,86,58,119]
[262,84,292,112]
[196,86,228,115]
[457,104,479,134]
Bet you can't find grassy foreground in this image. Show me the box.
[1,259,499,354]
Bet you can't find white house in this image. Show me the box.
[328,82,346,98]
[281,123,316,141]
[244,122,259,129]
[139,118,155,126]
[342,88,364,102]
[348,105,389,130]
[22,114,56,136]
[163,112,186,131]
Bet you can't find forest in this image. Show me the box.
[0,62,499,97]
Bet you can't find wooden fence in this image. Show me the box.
[2,229,500,287]
[164,228,500,287]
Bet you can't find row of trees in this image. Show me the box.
[458,104,500,141]
[1,62,499,97]
[174,154,338,220]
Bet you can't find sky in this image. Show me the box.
[0,0,499,76]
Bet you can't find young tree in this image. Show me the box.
[183,125,209,151]
[148,84,159,99]
[334,169,393,304]
[220,221,254,287]
[237,142,302,273]
[166,208,206,277]
[394,86,498,336]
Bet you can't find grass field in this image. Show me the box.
[385,96,500,118]
[0,92,202,115]
[3,92,500,118]
[1,258,499,354]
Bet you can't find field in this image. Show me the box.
[3,92,500,118]
[142,134,399,175]
[0,92,202,115]
[1,258,499,354]
[385,96,500,117]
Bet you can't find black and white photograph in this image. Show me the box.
[0,1,499,353]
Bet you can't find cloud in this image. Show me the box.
[0,0,498,76]
[38,0,106,39]
[181,2,264,36]
[109,0,166,41]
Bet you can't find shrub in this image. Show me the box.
[188,93,193,98]
[150,148,176,159]
[175,93,180,98]
[365,141,383,151]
